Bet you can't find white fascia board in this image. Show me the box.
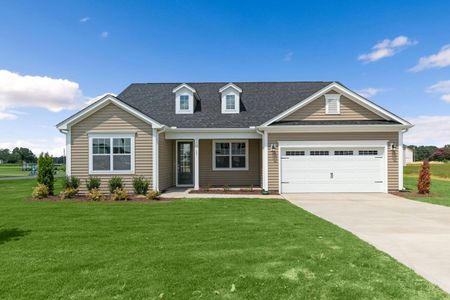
[56,95,163,130]
[260,82,411,126]
[258,124,412,133]
[172,83,196,94]
[219,83,242,93]
[165,128,261,139]
[278,140,389,148]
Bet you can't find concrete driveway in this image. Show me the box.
[284,193,450,294]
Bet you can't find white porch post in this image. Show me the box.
[152,128,159,191]
[262,130,269,191]
[398,130,404,190]
[194,138,199,189]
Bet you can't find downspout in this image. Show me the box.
[399,128,409,191]
[58,128,71,176]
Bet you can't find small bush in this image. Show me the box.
[203,184,211,192]
[108,176,123,193]
[223,185,230,192]
[146,190,161,200]
[133,176,150,195]
[417,160,431,194]
[88,188,104,201]
[62,176,80,189]
[32,184,49,199]
[86,176,101,191]
[60,187,78,199]
[111,187,129,201]
[37,153,55,195]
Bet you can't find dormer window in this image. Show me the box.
[225,95,236,110]
[220,83,242,114]
[325,94,341,114]
[173,83,196,114]
[179,95,189,111]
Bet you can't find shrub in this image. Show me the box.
[417,160,431,194]
[86,176,101,191]
[37,153,55,195]
[32,184,49,199]
[88,188,104,201]
[111,187,129,201]
[430,147,450,162]
[146,190,161,200]
[60,187,78,199]
[62,176,80,189]
[223,185,230,192]
[108,176,123,193]
[133,176,150,195]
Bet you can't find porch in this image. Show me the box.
[157,131,263,191]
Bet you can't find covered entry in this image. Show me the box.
[279,141,388,193]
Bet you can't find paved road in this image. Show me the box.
[0,176,36,181]
[284,193,450,294]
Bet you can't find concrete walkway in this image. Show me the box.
[283,193,450,294]
[0,175,36,181]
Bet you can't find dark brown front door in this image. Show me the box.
[177,141,193,185]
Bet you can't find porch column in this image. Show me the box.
[194,138,199,189]
[262,130,269,191]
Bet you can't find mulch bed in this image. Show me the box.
[31,195,174,202]
[391,191,434,198]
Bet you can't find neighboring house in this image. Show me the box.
[57,82,412,194]
[403,146,415,165]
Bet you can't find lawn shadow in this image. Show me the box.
[0,226,31,245]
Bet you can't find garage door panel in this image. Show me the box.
[280,145,386,193]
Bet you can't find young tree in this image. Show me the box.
[37,153,55,195]
[417,160,431,194]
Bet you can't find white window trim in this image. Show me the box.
[88,133,135,175]
[325,94,341,114]
[212,140,249,171]
[221,92,240,114]
[176,93,194,114]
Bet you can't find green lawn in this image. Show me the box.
[404,176,450,207]
[0,179,447,299]
[0,164,29,177]
[404,162,450,179]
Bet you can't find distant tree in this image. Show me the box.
[0,149,10,162]
[417,160,431,194]
[408,145,438,161]
[12,147,37,163]
[52,156,65,164]
[37,153,55,195]
[430,147,450,161]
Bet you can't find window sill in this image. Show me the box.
[89,171,135,175]
[212,168,248,171]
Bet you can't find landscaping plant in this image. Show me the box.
[87,188,104,201]
[111,187,129,201]
[146,189,161,200]
[417,160,431,194]
[32,183,49,199]
[86,176,101,191]
[62,176,80,189]
[37,153,55,195]
[60,187,78,200]
[108,176,123,193]
[133,176,149,195]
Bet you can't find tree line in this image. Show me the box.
[407,145,450,161]
[0,147,65,164]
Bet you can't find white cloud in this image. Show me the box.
[356,87,383,98]
[0,69,83,120]
[0,112,18,120]
[410,45,450,72]
[404,115,450,147]
[283,51,294,62]
[358,36,417,62]
[80,17,90,23]
[0,137,65,156]
[100,31,109,38]
[427,80,450,103]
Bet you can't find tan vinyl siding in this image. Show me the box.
[268,132,399,192]
[199,139,261,187]
[283,92,381,121]
[71,103,152,194]
[158,133,174,191]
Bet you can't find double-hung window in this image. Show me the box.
[90,134,134,174]
[225,95,236,110]
[213,140,248,170]
[179,95,189,111]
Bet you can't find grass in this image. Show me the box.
[404,162,450,180]
[0,164,29,177]
[403,176,450,208]
[0,179,448,299]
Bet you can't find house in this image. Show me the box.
[56,81,412,194]
[403,146,415,165]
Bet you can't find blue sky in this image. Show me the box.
[1,0,449,155]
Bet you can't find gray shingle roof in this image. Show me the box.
[117,82,332,128]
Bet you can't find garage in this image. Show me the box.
[280,141,387,193]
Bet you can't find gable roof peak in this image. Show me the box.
[219,82,242,93]
[172,83,196,94]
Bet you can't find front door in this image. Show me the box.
[177,141,193,186]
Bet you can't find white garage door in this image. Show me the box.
[281,145,386,193]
